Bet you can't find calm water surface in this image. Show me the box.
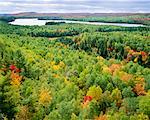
[9,18,145,27]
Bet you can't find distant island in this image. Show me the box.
[45,21,66,25]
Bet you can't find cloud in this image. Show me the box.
[0,1,13,6]
[0,0,149,13]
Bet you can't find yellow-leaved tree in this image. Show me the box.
[87,85,103,101]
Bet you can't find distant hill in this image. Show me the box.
[0,14,12,17]
[1,12,149,18]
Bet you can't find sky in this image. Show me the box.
[0,0,150,14]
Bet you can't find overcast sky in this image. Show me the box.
[0,0,150,14]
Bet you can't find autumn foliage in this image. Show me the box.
[0,18,150,120]
[133,83,146,96]
[10,71,22,86]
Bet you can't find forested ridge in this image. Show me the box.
[0,18,150,120]
[65,15,150,26]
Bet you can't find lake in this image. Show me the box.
[9,18,145,27]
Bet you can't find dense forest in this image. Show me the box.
[37,14,150,26]
[0,16,150,120]
[65,15,150,26]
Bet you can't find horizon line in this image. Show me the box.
[1,12,150,14]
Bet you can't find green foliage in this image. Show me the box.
[112,88,122,100]
[87,85,103,101]
[73,31,150,67]
[122,97,139,114]
[139,95,150,117]
[0,19,150,119]
[122,87,135,98]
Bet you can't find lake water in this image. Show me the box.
[9,18,145,27]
